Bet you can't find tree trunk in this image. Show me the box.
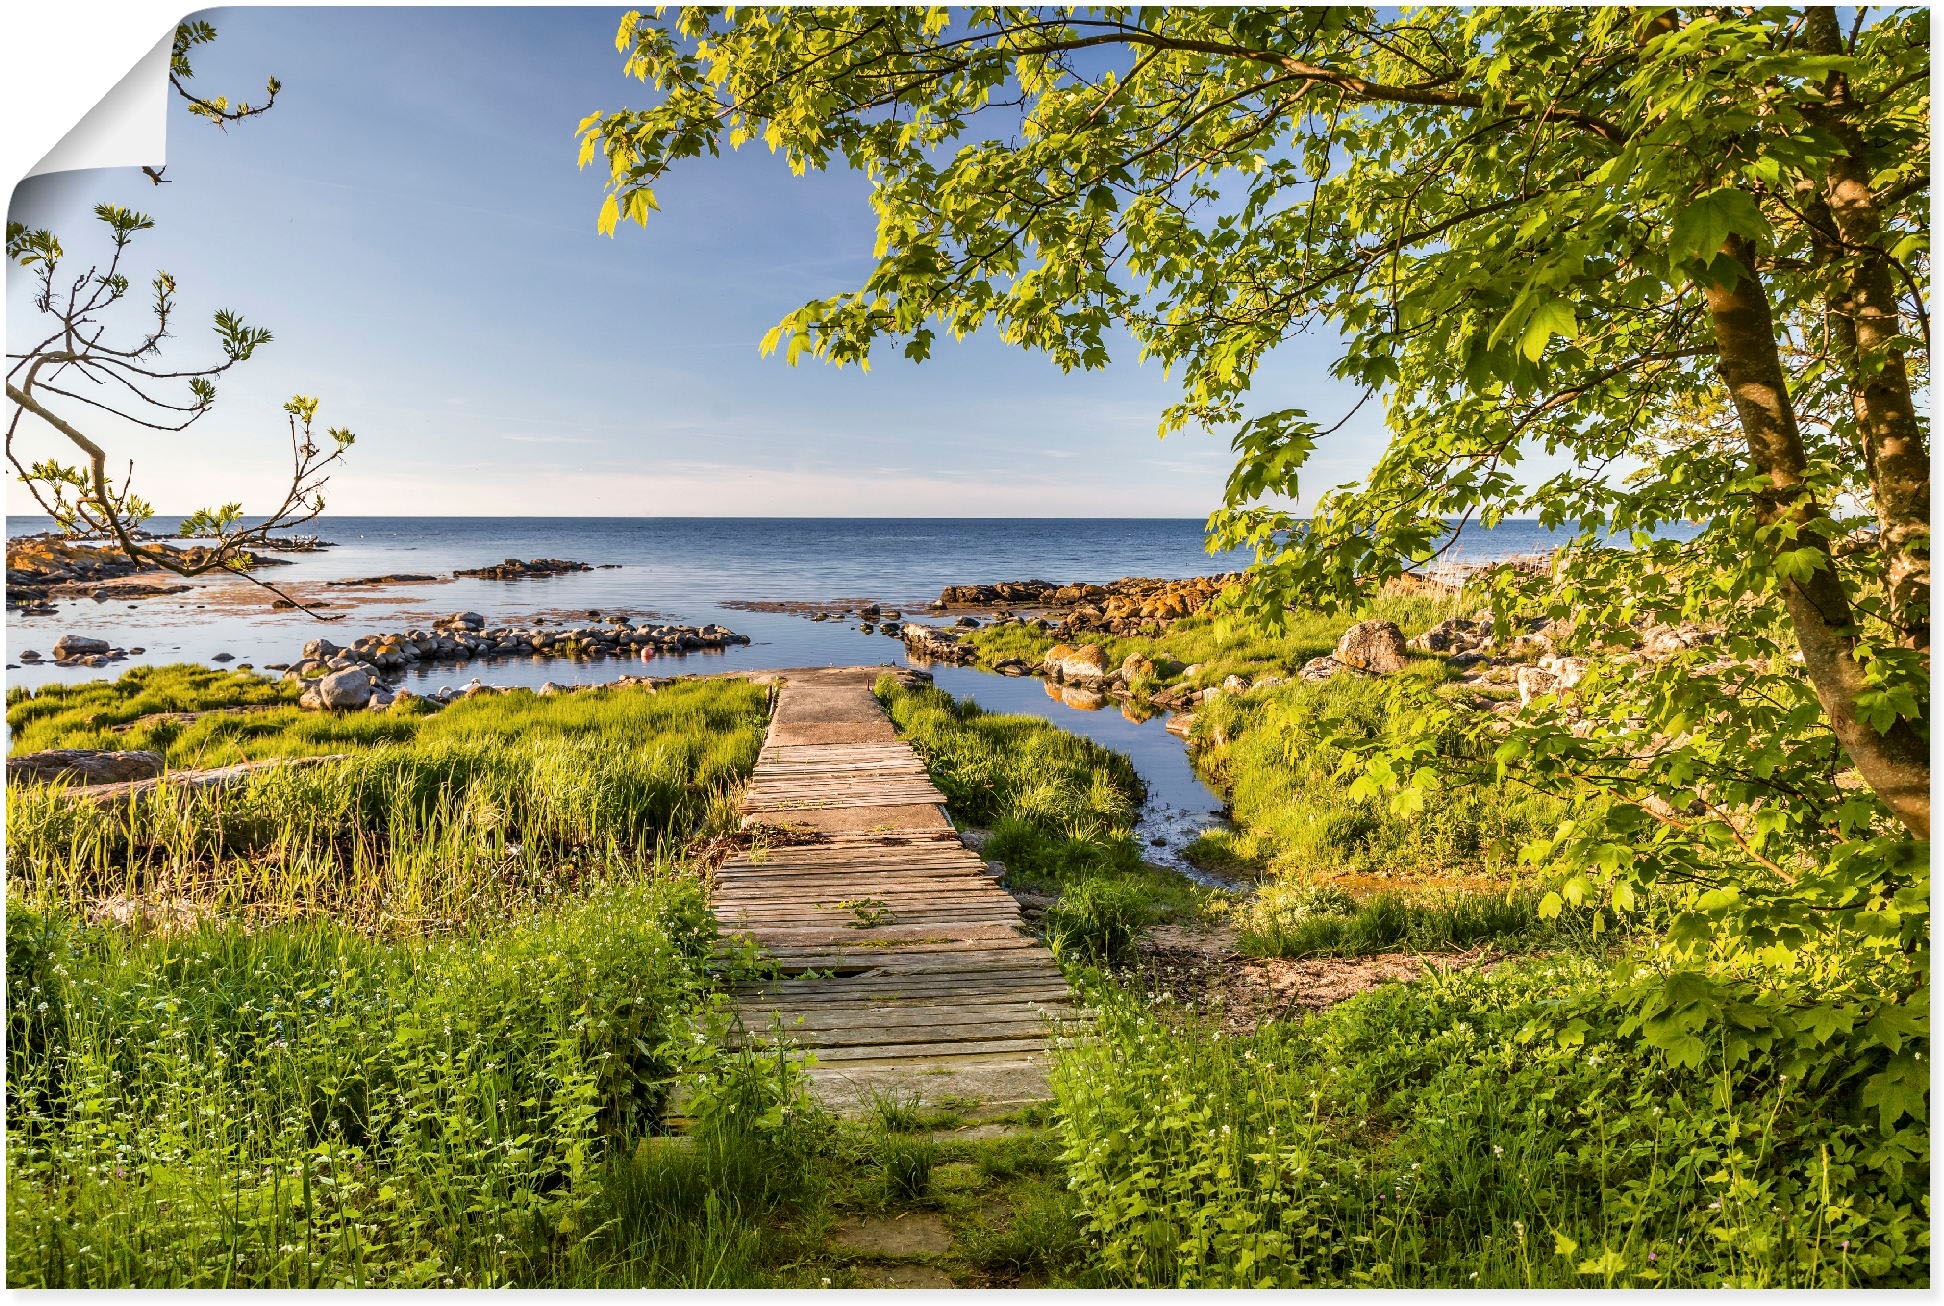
[1700,233,1929,837]
[1804,6,1931,654]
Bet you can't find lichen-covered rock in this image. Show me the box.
[1410,617,1487,654]
[1516,665,1561,705]
[1121,652,1156,681]
[1043,642,1112,683]
[8,748,164,786]
[1333,619,1410,674]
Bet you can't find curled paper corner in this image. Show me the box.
[26,27,175,180]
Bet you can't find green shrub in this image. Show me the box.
[1053,954,1928,1288]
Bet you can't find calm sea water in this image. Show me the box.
[3,516,1662,879]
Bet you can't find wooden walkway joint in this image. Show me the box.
[715,667,1080,1114]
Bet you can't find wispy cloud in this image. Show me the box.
[502,433,595,444]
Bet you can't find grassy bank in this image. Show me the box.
[874,675,1204,959]
[966,594,1572,958]
[9,667,764,931]
[6,667,800,1286]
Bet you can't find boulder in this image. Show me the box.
[51,633,111,659]
[1221,674,1251,695]
[1516,665,1561,706]
[1043,642,1112,683]
[1333,619,1410,674]
[8,748,164,786]
[1505,632,1554,660]
[314,666,375,711]
[1121,652,1156,681]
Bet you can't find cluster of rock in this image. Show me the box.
[16,634,146,669]
[933,574,1241,638]
[275,611,749,710]
[453,557,596,580]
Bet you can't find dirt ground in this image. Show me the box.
[1122,919,1497,1033]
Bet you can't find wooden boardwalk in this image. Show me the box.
[715,667,1079,1114]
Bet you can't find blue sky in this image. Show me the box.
[7,6,1387,518]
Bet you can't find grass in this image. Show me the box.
[5,881,762,1287]
[1231,882,1596,958]
[9,672,767,932]
[874,674,1202,917]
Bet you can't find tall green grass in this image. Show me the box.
[9,679,766,930]
[1054,954,1925,1288]
[4,881,805,1287]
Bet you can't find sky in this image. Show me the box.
[5,6,1390,519]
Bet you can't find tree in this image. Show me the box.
[6,21,350,608]
[582,5,1927,1115]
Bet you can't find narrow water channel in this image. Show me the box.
[920,662,1239,889]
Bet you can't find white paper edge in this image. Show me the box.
[25,27,175,180]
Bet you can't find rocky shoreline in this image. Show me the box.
[271,610,750,711]
[5,537,296,614]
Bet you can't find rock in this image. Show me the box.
[51,634,111,659]
[19,649,41,662]
[8,749,165,786]
[1165,711,1196,738]
[313,666,375,711]
[1299,655,1376,682]
[953,615,981,629]
[983,860,1007,880]
[1121,653,1156,681]
[303,638,341,661]
[1410,617,1486,654]
[1333,619,1409,674]
[992,657,1030,675]
[1516,665,1561,705]
[901,624,974,664]
[211,652,234,663]
[1221,674,1251,695]
[444,612,486,630]
[538,681,565,696]
[453,558,592,580]
[1505,632,1554,660]
[1539,654,1589,690]
[1043,642,1111,683]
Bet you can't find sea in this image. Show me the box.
[3,516,1677,881]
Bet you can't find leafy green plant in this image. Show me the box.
[1053,954,1927,1288]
